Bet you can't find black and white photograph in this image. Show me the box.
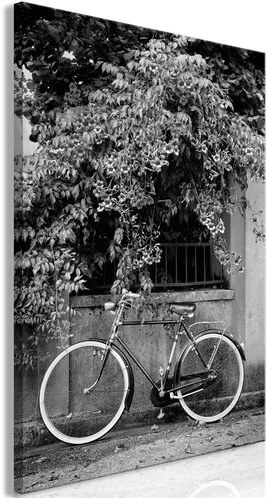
[8,0,267,495]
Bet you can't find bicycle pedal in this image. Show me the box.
[157,408,165,420]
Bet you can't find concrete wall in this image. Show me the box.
[244,181,265,392]
[229,180,265,394]
[14,324,66,425]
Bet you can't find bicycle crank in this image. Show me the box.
[150,379,177,408]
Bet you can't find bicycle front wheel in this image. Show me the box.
[175,332,244,423]
[39,340,130,444]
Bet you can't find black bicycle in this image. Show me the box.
[39,290,245,444]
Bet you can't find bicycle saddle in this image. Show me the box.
[170,302,196,316]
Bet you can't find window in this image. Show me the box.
[81,241,224,293]
[153,242,223,289]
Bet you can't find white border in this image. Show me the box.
[6,0,267,51]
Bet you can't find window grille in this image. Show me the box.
[153,243,223,288]
[83,242,224,291]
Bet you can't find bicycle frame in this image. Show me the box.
[99,299,213,398]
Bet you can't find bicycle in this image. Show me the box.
[39,290,245,445]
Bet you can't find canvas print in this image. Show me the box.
[14,2,265,493]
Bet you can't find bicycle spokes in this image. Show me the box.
[176,332,244,422]
[40,341,130,444]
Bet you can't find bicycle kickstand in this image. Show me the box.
[157,366,165,420]
[157,408,165,420]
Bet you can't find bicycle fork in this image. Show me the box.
[83,342,112,395]
[83,313,122,395]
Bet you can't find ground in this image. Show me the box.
[14,407,265,494]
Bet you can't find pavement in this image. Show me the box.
[14,407,265,495]
[14,441,265,498]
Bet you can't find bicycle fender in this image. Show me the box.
[222,333,246,361]
[87,338,135,411]
[174,329,246,381]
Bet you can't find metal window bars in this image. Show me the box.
[83,242,224,291]
[153,242,223,289]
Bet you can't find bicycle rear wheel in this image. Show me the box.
[39,340,130,444]
[175,331,244,423]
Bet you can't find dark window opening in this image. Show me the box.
[80,242,224,294]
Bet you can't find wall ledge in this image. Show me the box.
[71,289,235,308]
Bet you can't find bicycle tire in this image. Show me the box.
[39,340,131,444]
[175,331,244,423]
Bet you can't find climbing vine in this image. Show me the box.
[14,5,265,367]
